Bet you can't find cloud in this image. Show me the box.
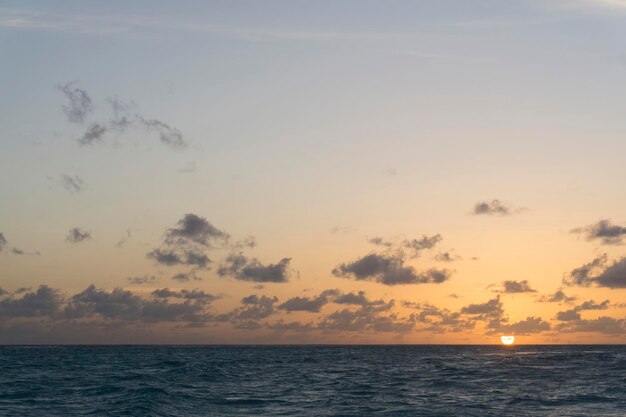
[461,296,504,319]
[147,214,231,270]
[368,236,393,247]
[79,123,107,145]
[56,81,93,124]
[64,285,214,324]
[59,174,86,193]
[495,317,550,335]
[147,249,210,269]
[557,316,626,335]
[218,254,291,283]
[126,275,157,285]
[0,286,63,318]
[279,290,339,312]
[116,229,133,248]
[472,199,513,216]
[556,299,610,321]
[403,234,442,256]
[332,253,451,285]
[228,295,278,320]
[319,302,414,333]
[571,219,626,245]
[10,247,40,256]
[537,289,577,304]
[433,252,461,263]
[333,291,385,306]
[151,288,218,304]
[165,214,229,247]
[65,227,92,244]
[178,161,196,174]
[500,280,537,294]
[56,82,187,149]
[171,272,202,282]
[564,255,626,288]
[0,233,7,252]
[139,117,187,149]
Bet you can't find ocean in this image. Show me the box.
[1,345,625,416]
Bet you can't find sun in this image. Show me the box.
[501,335,515,345]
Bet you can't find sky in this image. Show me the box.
[0,0,625,344]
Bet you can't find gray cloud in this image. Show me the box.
[151,288,218,304]
[319,302,414,333]
[56,81,93,124]
[501,280,537,294]
[126,275,157,285]
[66,227,92,244]
[564,255,626,288]
[59,174,86,193]
[571,219,626,245]
[403,234,442,257]
[147,249,210,269]
[56,82,187,149]
[557,317,626,335]
[10,247,40,256]
[218,254,291,283]
[0,286,63,319]
[332,253,451,285]
[279,290,339,312]
[494,317,550,335]
[537,289,577,304]
[229,294,278,321]
[0,233,6,252]
[368,237,393,247]
[165,214,229,247]
[333,291,385,306]
[64,285,213,324]
[79,123,107,145]
[139,117,186,149]
[556,299,610,321]
[116,229,133,248]
[472,199,512,216]
[434,252,461,263]
[171,272,202,282]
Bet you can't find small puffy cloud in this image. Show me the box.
[564,255,626,289]
[319,302,414,333]
[332,253,451,285]
[472,199,512,216]
[10,248,40,256]
[151,289,218,304]
[571,219,626,245]
[147,249,210,269]
[165,214,229,247]
[500,280,537,294]
[0,233,6,252]
[333,291,385,306]
[171,272,202,282]
[279,290,339,312]
[231,295,278,320]
[218,254,291,283]
[537,289,577,304]
[368,236,393,247]
[434,252,461,263]
[56,81,93,124]
[461,296,504,318]
[403,234,442,256]
[66,227,92,244]
[126,275,157,285]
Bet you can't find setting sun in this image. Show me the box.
[501,336,515,345]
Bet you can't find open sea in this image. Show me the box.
[1,345,625,416]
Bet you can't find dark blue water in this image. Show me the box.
[1,345,625,416]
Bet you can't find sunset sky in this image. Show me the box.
[1,0,625,344]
